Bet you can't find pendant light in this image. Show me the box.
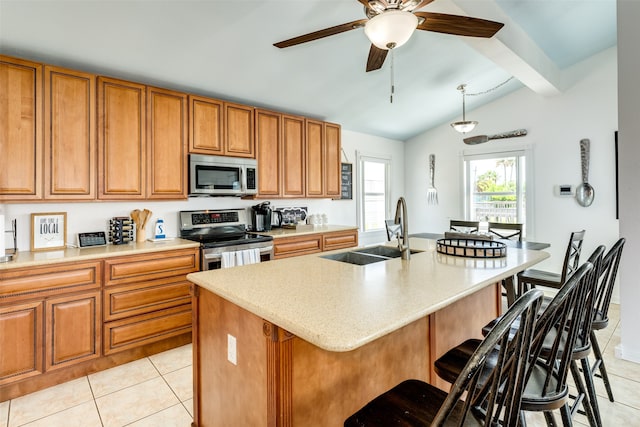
[450,84,478,134]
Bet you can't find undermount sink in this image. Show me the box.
[353,245,423,258]
[320,251,387,266]
[321,245,424,265]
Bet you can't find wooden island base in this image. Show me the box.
[192,283,500,427]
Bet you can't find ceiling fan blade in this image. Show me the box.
[414,12,504,38]
[366,44,388,72]
[274,19,367,48]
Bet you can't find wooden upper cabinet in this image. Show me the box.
[282,114,306,197]
[305,119,324,197]
[189,94,224,155]
[225,102,255,158]
[98,76,146,199]
[146,86,187,199]
[255,109,282,196]
[44,65,96,200]
[0,56,43,200]
[324,122,341,199]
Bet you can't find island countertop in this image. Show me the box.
[187,237,548,352]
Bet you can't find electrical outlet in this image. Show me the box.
[227,334,237,365]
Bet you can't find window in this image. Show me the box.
[358,153,391,232]
[463,149,530,235]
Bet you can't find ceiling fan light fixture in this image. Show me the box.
[364,10,418,50]
[451,84,478,133]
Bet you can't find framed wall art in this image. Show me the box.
[31,212,67,252]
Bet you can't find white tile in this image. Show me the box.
[0,401,9,427]
[95,376,179,427]
[162,366,193,402]
[149,344,192,375]
[8,377,93,427]
[88,357,159,398]
[126,403,192,427]
[20,401,102,427]
[182,398,193,417]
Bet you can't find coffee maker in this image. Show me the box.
[251,202,272,232]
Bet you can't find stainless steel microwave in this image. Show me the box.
[189,154,258,196]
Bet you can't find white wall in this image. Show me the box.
[0,129,404,252]
[404,46,619,281]
[617,0,640,363]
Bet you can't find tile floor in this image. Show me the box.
[1,303,639,426]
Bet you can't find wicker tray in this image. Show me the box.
[436,238,507,258]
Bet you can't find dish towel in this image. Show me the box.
[221,249,261,268]
[239,248,261,265]
[221,251,236,268]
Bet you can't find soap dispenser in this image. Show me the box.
[154,218,165,239]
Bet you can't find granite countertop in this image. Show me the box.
[0,238,200,270]
[187,237,549,352]
[253,225,358,238]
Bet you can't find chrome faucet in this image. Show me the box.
[394,197,410,260]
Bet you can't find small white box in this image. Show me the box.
[554,184,574,197]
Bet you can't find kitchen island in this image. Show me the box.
[187,237,548,426]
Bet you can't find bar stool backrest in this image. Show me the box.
[487,222,523,241]
[592,238,626,328]
[449,220,480,234]
[525,261,594,400]
[559,230,586,284]
[431,289,544,426]
[573,246,605,354]
[384,219,402,241]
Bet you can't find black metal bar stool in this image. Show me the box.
[344,289,544,427]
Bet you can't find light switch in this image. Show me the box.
[227,334,237,365]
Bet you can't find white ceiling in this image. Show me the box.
[0,0,616,141]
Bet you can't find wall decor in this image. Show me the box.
[341,163,353,200]
[31,212,67,251]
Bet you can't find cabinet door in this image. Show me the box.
[282,114,306,197]
[45,291,101,371]
[147,86,188,199]
[0,301,44,385]
[189,95,224,154]
[225,102,255,158]
[324,122,341,199]
[97,76,146,199]
[255,109,282,196]
[0,56,43,200]
[305,119,324,197]
[44,65,96,199]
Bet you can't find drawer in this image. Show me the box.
[273,235,322,259]
[322,230,358,251]
[103,304,192,355]
[104,277,192,321]
[104,248,198,286]
[0,261,101,303]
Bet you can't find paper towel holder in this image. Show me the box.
[1,219,17,263]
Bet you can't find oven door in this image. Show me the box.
[202,244,273,271]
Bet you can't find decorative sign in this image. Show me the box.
[341,163,353,200]
[31,212,67,252]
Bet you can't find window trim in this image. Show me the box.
[356,151,392,234]
[459,144,535,238]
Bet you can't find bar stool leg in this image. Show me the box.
[570,360,600,427]
[591,330,615,402]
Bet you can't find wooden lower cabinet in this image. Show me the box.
[0,247,199,400]
[273,229,358,259]
[45,291,101,371]
[0,301,44,385]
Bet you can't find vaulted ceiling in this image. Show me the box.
[0,0,616,140]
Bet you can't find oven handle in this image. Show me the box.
[203,245,273,260]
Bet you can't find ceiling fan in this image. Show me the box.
[274,0,504,72]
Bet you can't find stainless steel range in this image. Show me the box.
[179,209,274,271]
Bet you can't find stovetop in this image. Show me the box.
[179,209,273,249]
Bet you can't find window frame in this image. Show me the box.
[460,145,535,238]
[356,151,392,234]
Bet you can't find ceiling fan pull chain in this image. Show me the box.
[390,48,395,104]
